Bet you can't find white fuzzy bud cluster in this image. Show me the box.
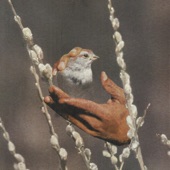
[38,63,53,81]
[27,44,44,65]
[103,142,131,169]
[158,134,170,156]
[0,118,29,170]
[18,20,53,85]
[22,27,53,84]
[50,135,60,149]
[22,27,53,83]
[160,134,170,146]
[126,115,140,151]
[22,28,33,45]
[103,143,118,166]
[66,124,98,170]
[59,148,68,161]
[89,163,98,170]
[108,2,119,31]
[14,162,28,170]
[66,124,84,150]
[127,103,150,151]
[119,147,130,163]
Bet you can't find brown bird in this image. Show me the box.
[53,47,99,99]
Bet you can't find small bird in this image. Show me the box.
[53,47,99,99]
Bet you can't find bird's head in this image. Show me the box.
[53,47,99,85]
[53,47,99,75]
[66,49,99,70]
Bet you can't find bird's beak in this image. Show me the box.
[91,55,99,61]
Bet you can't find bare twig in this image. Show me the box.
[7,1,68,169]
[107,1,148,170]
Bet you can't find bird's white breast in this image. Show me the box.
[56,56,94,98]
[61,67,93,85]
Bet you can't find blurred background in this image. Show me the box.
[0,0,170,169]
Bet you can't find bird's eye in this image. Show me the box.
[83,54,89,58]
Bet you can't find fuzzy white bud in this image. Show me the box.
[124,84,132,94]
[117,55,126,70]
[84,148,92,160]
[29,50,39,65]
[22,28,33,43]
[111,155,118,165]
[126,116,133,128]
[89,163,98,170]
[17,162,27,170]
[120,71,130,85]
[127,129,135,139]
[161,134,168,144]
[66,124,75,136]
[14,153,25,162]
[131,140,139,151]
[50,135,59,148]
[3,132,10,141]
[75,137,84,148]
[72,131,81,140]
[110,7,114,15]
[115,41,125,53]
[8,141,15,152]
[33,44,44,60]
[59,148,68,160]
[111,145,117,155]
[102,150,111,158]
[112,18,120,30]
[122,147,130,158]
[131,104,138,119]
[113,31,122,43]
[38,63,53,80]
